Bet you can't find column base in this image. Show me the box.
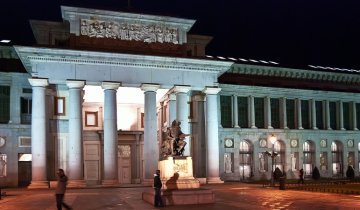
[282,126,289,129]
[206,177,224,184]
[102,180,121,187]
[250,126,257,129]
[327,127,332,130]
[340,128,346,130]
[28,181,49,189]
[67,180,86,188]
[142,179,154,186]
[354,128,359,131]
[298,127,304,130]
[234,125,240,128]
[312,127,318,130]
[267,126,273,129]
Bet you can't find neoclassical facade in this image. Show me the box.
[0,6,359,188]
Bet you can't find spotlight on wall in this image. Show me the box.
[0,40,11,43]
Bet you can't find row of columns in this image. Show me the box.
[28,77,223,187]
[229,95,359,130]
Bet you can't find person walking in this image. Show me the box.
[154,170,163,207]
[56,169,72,210]
[298,168,304,184]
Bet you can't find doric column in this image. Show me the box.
[325,100,332,130]
[141,84,160,186]
[173,85,191,156]
[249,95,257,129]
[101,82,121,186]
[311,99,318,130]
[202,87,224,184]
[231,96,234,126]
[264,96,273,129]
[338,101,345,130]
[295,98,303,129]
[169,93,176,124]
[135,134,141,181]
[280,97,288,129]
[233,95,240,128]
[351,102,358,130]
[28,78,49,188]
[66,80,86,187]
[158,102,164,159]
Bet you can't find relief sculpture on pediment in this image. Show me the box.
[79,19,180,51]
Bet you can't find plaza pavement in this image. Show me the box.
[0,183,360,209]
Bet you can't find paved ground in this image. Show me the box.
[1,183,360,209]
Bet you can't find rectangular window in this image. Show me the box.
[357,103,360,130]
[85,111,98,127]
[316,101,323,129]
[286,99,295,129]
[0,86,10,123]
[54,97,66,116]
[238,97,248,128]
[20,97,32,124]
[329,102,336,129]
[343,102,350,130]
[254,98,264,128]
[271,98,280,128]
[220,96,232,127]
[301,100,309,129]
[22,88,32,93]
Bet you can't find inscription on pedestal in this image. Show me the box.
[85,160,99,180]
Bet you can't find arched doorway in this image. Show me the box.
[303,141,315,177]
[332,141,343,177]
[239,141,253,180]
[274,141,285,173]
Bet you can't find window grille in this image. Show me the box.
[315,101,323,129]
[20,97,32,124]
[357,103,360,130]
[343,102,350,130]
[254,98,264,128]
[0,86,10,123]
[331,142,343,177]
[237,97,248,128]
[271,98,280,128]
[301,100,309,129]
[22,88,32,93]
[239,141,253,180]
[286,99,295,129]
[303,141,315,177]
[329,102,336,129]
[274,141,285,173]
[220,96,232,127]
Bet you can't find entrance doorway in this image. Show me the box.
[18,154,32,187]
[118,145,131,184]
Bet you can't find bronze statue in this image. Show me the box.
[161,120,189,158]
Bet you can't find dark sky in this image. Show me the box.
[1,0,360,70]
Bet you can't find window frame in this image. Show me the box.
[85,111,98,127]
[54,97,66,116]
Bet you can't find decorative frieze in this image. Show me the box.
[18,136,31,147]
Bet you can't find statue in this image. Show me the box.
[225,153,232,173]
[291,153,296,171]
[348,155,353,168]
[259,153,265,172]
[161,120,189,158]
[81,20,88,35]
[0,156,5,176]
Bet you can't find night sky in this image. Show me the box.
[1,0,360,70]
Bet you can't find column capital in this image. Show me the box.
[101,82,121,90]
[202,87,221,95]
[141,83,160,92]
[295,98,302,101]
[232,94,239,97]
[173,85,191,94]
[66,80,85,89]
[281,97,287,99]
[28,78,49,87]
[248,95,255,98]
[169,93,176,101]
[264,96,271,99]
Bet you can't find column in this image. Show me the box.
[173,85,192,156]
[264,96,273,129]
[28,78,49,188]
[280,97,288,129]
[135,134,141,183]
[295,98,303,129]
[66,80,86,187]
[231,96,234,126]
[233,95,239,128]
[249,95,257,129]
[169,93,176,124]
[158,102,164,159]
[202,87,224,183]
[102,82,121,186]
[325,100,332,130]
[141,84,160,186]
[338,101,345,130]
[311,99,318,130]
[351,102,358,130]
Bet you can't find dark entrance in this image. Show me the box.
[18,161,31,187]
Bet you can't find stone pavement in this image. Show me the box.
[1,183,360,209]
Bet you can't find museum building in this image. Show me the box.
[0,6,360,188]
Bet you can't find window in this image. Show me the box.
[85,111,98,127]
[20,97,32,124]
[315,101,323,129]
[303,141,315,176]
[239,141,252,180]
[164,105,167,123]
[301,100,309,129]
[220,96,232,127]
[254,98,264,128]
[357,103,360,130]
[0,86,10,123]
[286,99,295,129]
[331,141,343,177]
[22,88,32,93]
[343,102,350,130]
[329,102,336,129]
[271,98,280,128]
[320,152,328,170]
[141,113,144,128]
[238,97,248,128]
[54,97,66,116]
[274,141,285,172]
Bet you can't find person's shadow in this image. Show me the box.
[164,173,179,205]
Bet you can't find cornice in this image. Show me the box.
[228,64,360,85]
[13,46,233,77]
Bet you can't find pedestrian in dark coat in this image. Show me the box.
[154,170,163,207]
[56,169,71,210]
[298,169,304,184]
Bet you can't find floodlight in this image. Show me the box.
[249,59,259,62]
[269,61,279,65]
[217,56,226,59]
[228,57,237,61]
[0,40,10,43]
[260,60,269,64]
[205,55,213,58]
[239,58,248,62]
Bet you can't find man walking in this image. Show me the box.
[154,170,163,207]
[56,169,71,210]
[298,168,304,184]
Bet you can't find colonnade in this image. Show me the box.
[227,95,359,130]
[28,78,223,187]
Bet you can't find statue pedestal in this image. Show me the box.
[320,165,327,170]
[142,156,215,206]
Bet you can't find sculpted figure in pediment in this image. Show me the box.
[120,23,129,40]
[164,28,172,43]
[105,23,113,38]
[156,27,164,43]
[96,22,106,38]
[88,23,97,37]
[172,29,179,44]
[81,20,88,35]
